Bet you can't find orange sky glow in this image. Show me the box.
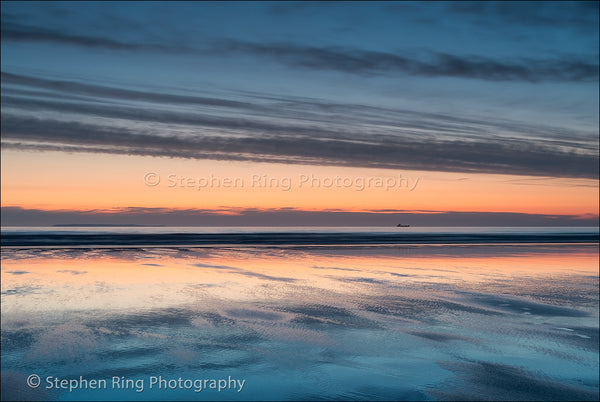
[1,150,598,217]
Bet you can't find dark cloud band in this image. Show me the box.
[2,70,598,179]
[2,24,597,83]
[2,113,598,179]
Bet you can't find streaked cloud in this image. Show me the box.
[2,72,598,179]
[1,1,598,225]
[214,39,598,83]
[2,21,596,82]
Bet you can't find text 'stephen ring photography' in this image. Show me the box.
[1,1,598,402]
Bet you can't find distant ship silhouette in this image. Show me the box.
[396,224,410,227]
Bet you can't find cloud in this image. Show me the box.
[2,72,598,179]
[0,95,337,138]
[2,113,598,179]
[1,24,597,82]
[216,39,598,83]
[0,72,252,109]
[4,72,596,144]
[0,21,189,53]
[447,1,599,32]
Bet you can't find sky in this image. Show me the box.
[1,1,598,226]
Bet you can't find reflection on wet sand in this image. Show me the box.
[1,244,598,401]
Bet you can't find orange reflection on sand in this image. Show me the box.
[1,245,597,315]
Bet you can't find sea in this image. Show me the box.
[1,227,598,401]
